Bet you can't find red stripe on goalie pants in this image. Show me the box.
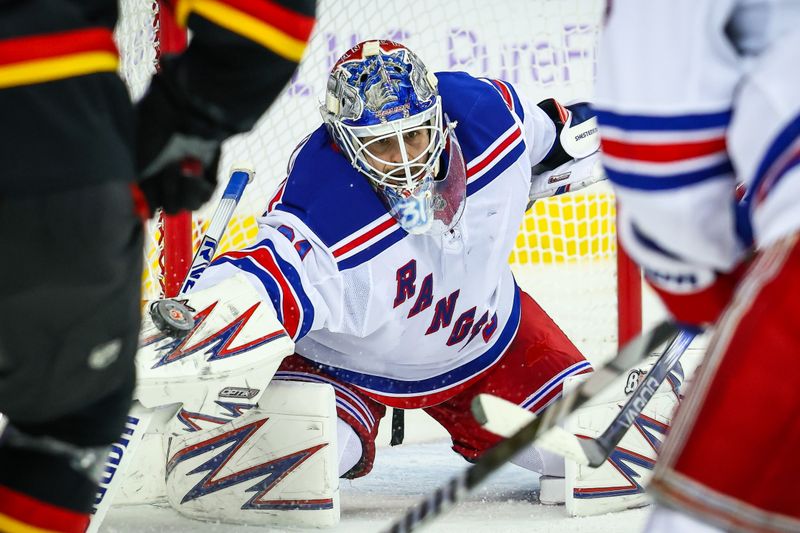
[601,137,727,163]
[0,485,89,533]
[225,248,302,338]
[0,28,117,66]
[216,0,315,41]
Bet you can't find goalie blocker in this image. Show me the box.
[90,275,340,530]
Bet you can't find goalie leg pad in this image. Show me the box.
[274,355,386,479]
[165,381,339,528]
[563,349,704,517]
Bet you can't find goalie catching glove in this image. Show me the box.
[135,58,231,216]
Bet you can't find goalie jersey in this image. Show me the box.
[199,72,583,408]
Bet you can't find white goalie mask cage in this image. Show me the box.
[378,121,467,235]
[321,40,464,234]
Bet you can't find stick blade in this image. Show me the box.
[471,393,533,437]
[472,394,594,465]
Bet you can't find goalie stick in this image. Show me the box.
[474,328,697,468]
[383,321,679,533]
[87,165,254,533]
[179,165,255,295]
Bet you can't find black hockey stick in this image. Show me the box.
[383,321,679,533]
[577,327,696,467]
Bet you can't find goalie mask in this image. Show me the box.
[321,40,465,234]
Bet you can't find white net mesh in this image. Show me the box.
[117,0,620,358]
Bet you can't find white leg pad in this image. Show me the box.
[564,349,704,517]
[164,380,339,527]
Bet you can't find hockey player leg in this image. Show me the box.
[273,355,387,479]
[0,381,137,533]
[424,290,591,489]
[0,182,144,532]
[648,236,800,531]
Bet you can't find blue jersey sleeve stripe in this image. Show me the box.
[607,160,734,190]
[213,256,285,324]
[214,240,316,341]
[248,239,316,341]
[507,82,524,122]
[337,226,407,271]
[488,79,525,123]
[466,142,526,197]
[595,109,732,131]
[749,112,800,210]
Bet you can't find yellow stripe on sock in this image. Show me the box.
[0,512,63,533]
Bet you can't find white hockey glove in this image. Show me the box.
[529,100,605,203]
[529,155,605,201]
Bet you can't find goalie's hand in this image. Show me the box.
[136,59,228,216]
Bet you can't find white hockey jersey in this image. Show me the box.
[594,0,800,295]
[198,72,587,408]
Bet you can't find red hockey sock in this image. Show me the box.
[0,484,90,533]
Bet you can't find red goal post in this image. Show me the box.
[117,0,642,359]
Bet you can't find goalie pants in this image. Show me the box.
[0,182,143,530]
[276,289,589,478]
[649,234,800,533]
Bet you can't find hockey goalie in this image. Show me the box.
[93,38,620,529]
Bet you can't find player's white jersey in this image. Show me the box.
[594,0,800,294]
[197,72,576,408]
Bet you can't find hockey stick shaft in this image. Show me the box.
[582,328,697,467]
[178,165,254,295]
[384,321,679,533]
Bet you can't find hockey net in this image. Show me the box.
[116,0,639,360]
